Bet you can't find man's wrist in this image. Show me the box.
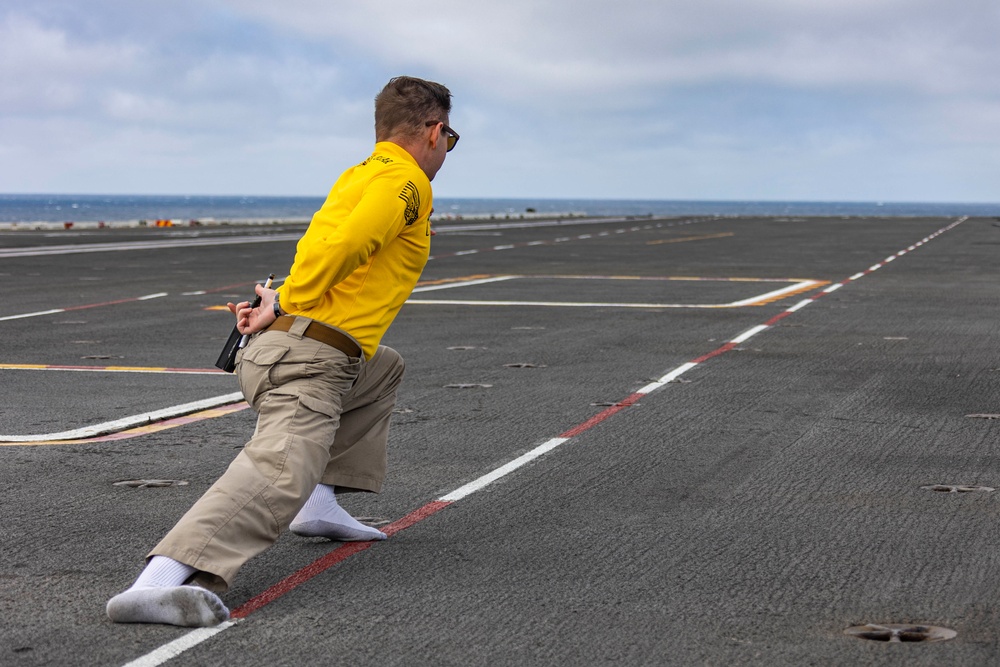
[273,292,282,319]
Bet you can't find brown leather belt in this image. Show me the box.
[265,316,361,358]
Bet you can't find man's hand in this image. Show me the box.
[226,283,279,335]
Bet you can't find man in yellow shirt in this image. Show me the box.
[107,76,458,627]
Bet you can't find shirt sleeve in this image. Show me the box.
[281,170,414,310]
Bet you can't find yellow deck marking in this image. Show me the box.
[0,363,226,374]
[737,280,829,306]
[7,273,825,446]
[2,402,250,446]
[647,232,736,245]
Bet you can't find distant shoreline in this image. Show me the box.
[0,194,997,228]
[0,211,594,231]
[2,211,994,233]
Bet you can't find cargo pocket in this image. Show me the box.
[255,389,343,451]
[296,392,340,420]
[237,342,291,408]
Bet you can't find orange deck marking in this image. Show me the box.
[3,402,250,446]
[0,363,227,374]
[646,232,736,245]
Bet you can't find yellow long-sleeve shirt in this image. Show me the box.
[277,142,432,359]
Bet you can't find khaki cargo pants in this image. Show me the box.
[150,316,404,591]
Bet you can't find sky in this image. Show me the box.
[1,0,998,203]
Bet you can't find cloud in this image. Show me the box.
[0,0,997,201]
[225,0,1000,100]
[0,14,139,112]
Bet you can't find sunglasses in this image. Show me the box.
[426,120,460,152]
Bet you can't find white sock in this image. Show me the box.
[132,556,195,589]
[106,556,229,627]
[290,484,387,541]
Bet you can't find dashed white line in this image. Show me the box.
[120,622,238,667]
[439,437,570,502]
[731,325,770,344]
[0,293,169,322]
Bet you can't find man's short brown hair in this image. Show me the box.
[374,76,453,142]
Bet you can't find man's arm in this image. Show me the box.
[281,173,412,311]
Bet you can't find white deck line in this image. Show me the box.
[411,276,517,292]
[407,299,733,308]
[731,325,769,344]
[786,299,813,313]
[637,362,699,394]
[438,437,570,502]
[0,392,244,442]
[408,277,824,309]
[0,308,64,322]
[0,293,168,322]
[724,280,821,307]
[0,365,228,375]
[0,235,303,258]
[120,622,238,667]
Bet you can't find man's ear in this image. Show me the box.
[427,121,442,150]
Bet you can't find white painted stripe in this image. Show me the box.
[638,362,699,393]
[724,280,821,307]
[431,216,636,233]
[492,245,515,250]
[0,308,64,322]
[0,392,244,442]
[786,299,813,313]
[731,324,769,344]
[868,264,882,271]
[407,299,731,309]
[526,241,545,246]
[848,272,866,281]
[0,293,168,322]
[884,255,895,262]
[2,365,227,375]
[454,250,479,255]
[662,361,699,382]
[411,276,517,293]
[120,622,238,667]
[438,438,570,502]
[0,234,302,258]
[822,283,843,293]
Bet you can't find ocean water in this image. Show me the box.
[0,193,996,224]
